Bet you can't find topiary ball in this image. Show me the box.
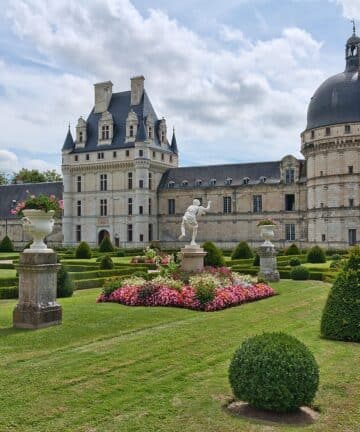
[202,241,225,267]
[99,255,114,270]
[289,257,301,267]
[290,265,310,280]
[229,332,319,413]
[0,235,14,252]
[285,243,300,256]
[307,246,326,263]
[99,236,114,253]
[231,241,253,260]
[75,241,92,259]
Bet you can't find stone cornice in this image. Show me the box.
[302,136,360,156]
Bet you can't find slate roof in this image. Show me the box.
[170,130,178,155]
[0,182,63,219]
[67,90,174,154]
[158,161,285,189]
[62,127,74,152]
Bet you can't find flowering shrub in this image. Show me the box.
[11,192,63,217]
[97,268,275,312]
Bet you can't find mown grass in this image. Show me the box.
[0,281,359,431]
[0,269,17,279]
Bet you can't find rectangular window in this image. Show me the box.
[311,130,315,139]
[139,234,144,242]
[322,234,326,242]
[76,225,81,242]
[128,172,133,190]
[139,205,143,215]
[126,150,130,157]
[349,198,354,207]
[113,151,117,158]
[285,194,295,211]
[102,125,109,140]
[170,155,173,163]
[348,165,353,174]
[349,229,357,246]
[76,176,82,192]
[325,127,331,136]
[77,200,81,217]
[100,174,108,191]
[100,199,107,216]
[86,154,90,161]
[127,224,133,242]
[285,168,295,184]
[223,196,232,213]
[168,199,175,215]
[139,179,144,189]
[97,152,104,159]
[152,151,156,158]
[128,198,133,215]
[74,155,78,162]
[285,224,295,241]
[148,198,152,215]
[253,195,262,213]
[148,172,152,190]
[345,124,351,134]
[161,153,164,161]
[139,149,144,157]
[148,224,153,241]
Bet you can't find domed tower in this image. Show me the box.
[301,28,360,247]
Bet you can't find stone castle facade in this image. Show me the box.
[1,31,359,250]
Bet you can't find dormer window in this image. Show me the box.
[181,180,188,187]
[148,126,152,139]
[285,168,295,184]
[79,131,83,143]
[225,177,232,185]
[102,125,109,140]
[243,177,250,185]
[168,181,175,189]
[126,110,138,142]
[161,131,165,143]
[158,117,167,145]
[209,178,216,186]
[260,176,267,183]
[130,125,134,137]
[195,179,202,187]
[75,116,87,148]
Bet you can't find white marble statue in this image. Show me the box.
[178,199,211,246]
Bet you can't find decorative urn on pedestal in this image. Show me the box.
[11,194,63,329]
[257,219,280,282]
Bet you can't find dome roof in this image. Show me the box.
[306,31,360,130]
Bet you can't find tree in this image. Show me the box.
[12,168,62,184]
[0,172,9,185]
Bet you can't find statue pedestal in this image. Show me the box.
[13,251,62,329]
[180,245,207,272]
[258,244,280,282]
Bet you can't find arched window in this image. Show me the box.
[168,181,175,189]
[260,176,267,183]
[181,180,188,187]
[209,178,216,186]
[225,177,232,185]
[195,179,202,187]
[243,177,250,185]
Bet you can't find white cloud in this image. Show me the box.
[1,0,326,165]
[334,0,360,19]
[0,149,58,174]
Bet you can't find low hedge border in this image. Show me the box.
[0,278,18,288]
[0,286,18,299]
[0,263,16,269]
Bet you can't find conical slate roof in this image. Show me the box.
[62,127,74,152]
[170,129,178,154]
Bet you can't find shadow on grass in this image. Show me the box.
[225,401,319,426]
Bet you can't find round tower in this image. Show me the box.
[301,28,360,247]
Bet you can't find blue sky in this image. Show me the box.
[0,0,359,173]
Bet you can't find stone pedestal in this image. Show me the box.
[258,244,280,282]
[180,245,207,272]
[13,251,62,329]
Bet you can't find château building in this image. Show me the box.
[0,30,359,250]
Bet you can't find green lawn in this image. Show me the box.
[303,261,332,269]
[0,281,359,431]
[0,269,17,279]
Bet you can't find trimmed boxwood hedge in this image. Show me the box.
[0,263,15,269]
[307,246,326,263]
[321,246,360,342]
[290,266,310,280]
[74,278,108,290]
[0,286,18,299]
[231,241,253,260]
[285,243,300,255]
[202,241,225,267]
[0,278,18,288]
[229,332,319,412]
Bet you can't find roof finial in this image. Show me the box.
[352,19,356,36]
[68,121,71,130]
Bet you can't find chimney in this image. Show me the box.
[94,81,113,113]
[131,76,145,105]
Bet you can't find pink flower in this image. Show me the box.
[58,200,64,210]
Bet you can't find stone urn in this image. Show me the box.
[259,224,276,246]
[22,209,55,251]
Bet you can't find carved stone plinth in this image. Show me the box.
[13,251,62,329]
[258,244,280,282]
[180,245,207,272]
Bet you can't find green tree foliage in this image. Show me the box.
[0,235,14,252]
[229,332,319,412]
[231,241,253,259]
[75,242,92,259]
[202,241,225,267]
[57,265,74,298]
[99,236,114,253]
[321,246,360,342]
[12,169,62,184]
[0,172,9,185]
[307,245,326,263]
[285,243,300,255]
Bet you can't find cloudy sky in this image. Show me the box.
[0,0,359,173]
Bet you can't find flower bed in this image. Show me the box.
[97,267,275,312]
